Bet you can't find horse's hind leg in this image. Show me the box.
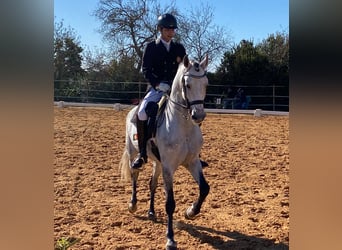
[148,161,161,220]
[185,170,210,220]
[128,169,139,213]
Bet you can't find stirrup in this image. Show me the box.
[131,154,147,169]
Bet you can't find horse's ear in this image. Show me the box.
[183,54,189,68]
[200,54,209,70]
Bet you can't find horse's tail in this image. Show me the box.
[118,148,131,182]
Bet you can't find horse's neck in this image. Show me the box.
[170,91,186,108]
[165,67,194,125]
[165,98,193,131]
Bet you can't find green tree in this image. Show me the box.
[83,50,144,85]
[54,20,85,80]
[257,31,289,83]
[107,54,144,82]
[215,33,289,111]
[217,40,269,85]
[83,48,111,82]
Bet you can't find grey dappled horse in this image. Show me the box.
[119,54,210,249]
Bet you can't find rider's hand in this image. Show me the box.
[157,82,170,93]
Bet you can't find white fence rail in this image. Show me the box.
[54,101,289,116]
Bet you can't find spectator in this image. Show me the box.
[234,88,247,109]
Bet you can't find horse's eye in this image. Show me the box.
[186,83,190,89]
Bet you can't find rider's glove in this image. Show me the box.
[157,82,170,93]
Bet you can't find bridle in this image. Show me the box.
[168,70,207,110]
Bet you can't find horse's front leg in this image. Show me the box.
[148,162,161,220]
[185,169,210,220]
[128,169,139,213]
[163,169,177,250]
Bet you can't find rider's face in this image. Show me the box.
[160,28,176,42]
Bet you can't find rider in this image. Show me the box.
[131,13,208,169]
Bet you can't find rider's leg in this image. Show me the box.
[131,117,148,169]
[145,102,159,139]
[131,89,163,169]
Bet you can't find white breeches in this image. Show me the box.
[137,88,164,121]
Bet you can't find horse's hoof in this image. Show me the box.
[184,206,197,220]
[166,239,177,250]
[148,211,156,221]
[128,202,137,213]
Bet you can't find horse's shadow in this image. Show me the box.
[175,220,289,250]
[134,215,288,249]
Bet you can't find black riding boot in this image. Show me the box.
[131,118,148,169]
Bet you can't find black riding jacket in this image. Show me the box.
[142,38,186,89]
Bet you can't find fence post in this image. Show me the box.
[273,84,275,111]
[139,82,141,100]
[86,80,89,103]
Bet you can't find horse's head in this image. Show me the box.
[177,54,209,124]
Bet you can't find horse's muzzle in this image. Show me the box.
[191,108,206,124]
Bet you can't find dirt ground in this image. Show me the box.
[54,106,289,250]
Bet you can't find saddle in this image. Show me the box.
[130,94,168,136]
[131,95,168,161]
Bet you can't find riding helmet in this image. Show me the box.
[157,13,178,29]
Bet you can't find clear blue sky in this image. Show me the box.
[54,0,288,52]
